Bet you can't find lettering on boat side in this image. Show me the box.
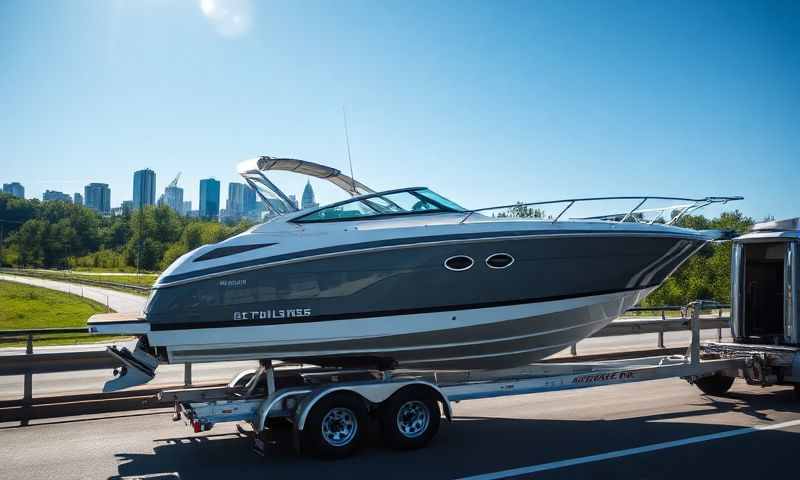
[572,371,635,384]
[220,279,247,287]
[233,309,313,321]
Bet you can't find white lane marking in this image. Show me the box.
[458,418,800,480]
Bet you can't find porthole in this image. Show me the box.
[486,253,514,269]
[444,255,474,272]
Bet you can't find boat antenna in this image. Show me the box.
[342,106,357,194]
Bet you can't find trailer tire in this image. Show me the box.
[694,372,735,395]
[301,392,367,459]
[380,387,441,450]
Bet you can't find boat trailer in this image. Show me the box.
[157,301,797,459]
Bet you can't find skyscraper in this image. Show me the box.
[84,183,111,214]
[243,186,257,216]
[163,185,184,214]
[2,182,24,198]
[43,190,72,203]
[301,179,318,210]
[133,169,156,209]
[183,201,192,216]
[74,192,83,206]
[226,182,247,219]
[199,178,220,220]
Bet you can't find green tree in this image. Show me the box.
[498,202,546,219]
[9,219,48,266]
[642,210,754,306]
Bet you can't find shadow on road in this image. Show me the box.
[0,409,171,431]
[109,387,800,480]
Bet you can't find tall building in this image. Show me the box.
[199,178,220,220]
[163,185,184,214]
[43,190,72,203]
[84,183,111,214]
[225,182,247,219]
[121,200,133,215]
[301,179,318,210]
[2,182,24,198]
[243,186,257,216]
[183,201,192,216]
[287,194,298,210]
[133,169,156,209]
[74,192,83,206]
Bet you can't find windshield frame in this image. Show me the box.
[290,187,465,224]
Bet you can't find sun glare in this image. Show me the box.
[198,0,252,38]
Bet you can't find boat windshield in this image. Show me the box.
[294,188,465,223]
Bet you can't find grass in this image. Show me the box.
[0,280,121,347]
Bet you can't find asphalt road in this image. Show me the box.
[1,378,798,479]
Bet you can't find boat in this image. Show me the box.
[89,156,742,391]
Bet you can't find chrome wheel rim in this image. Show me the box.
[396,400,430,438]
[321,407,358,447]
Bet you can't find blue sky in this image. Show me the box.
[1,0,798,219]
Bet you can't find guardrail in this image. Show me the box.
[0,304,731,422]
[0,268,151,292]
[577,303,731,356]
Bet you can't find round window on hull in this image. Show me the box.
[486,253,514,269]
[444,255,474,272]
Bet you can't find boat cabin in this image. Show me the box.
[732,218,800,345]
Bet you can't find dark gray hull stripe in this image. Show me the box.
[157,230,707,286]
[148,284,659,332]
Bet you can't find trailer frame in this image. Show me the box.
[156,301,774,458]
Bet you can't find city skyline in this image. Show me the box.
[0,169,321,220]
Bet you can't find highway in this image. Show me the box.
[3,274,798,479]
[1,378,798,479]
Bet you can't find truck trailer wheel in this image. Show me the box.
[301,392,368,459]
[380,387,441,450]
[694,372,735,395]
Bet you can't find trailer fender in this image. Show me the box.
[295,380,452,432]
[254,388,313,433]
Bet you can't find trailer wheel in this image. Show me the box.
[380,387,441,450]
[301,392,367,459]
[694,372,735,395]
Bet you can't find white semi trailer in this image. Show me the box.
[700,218,800,391]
